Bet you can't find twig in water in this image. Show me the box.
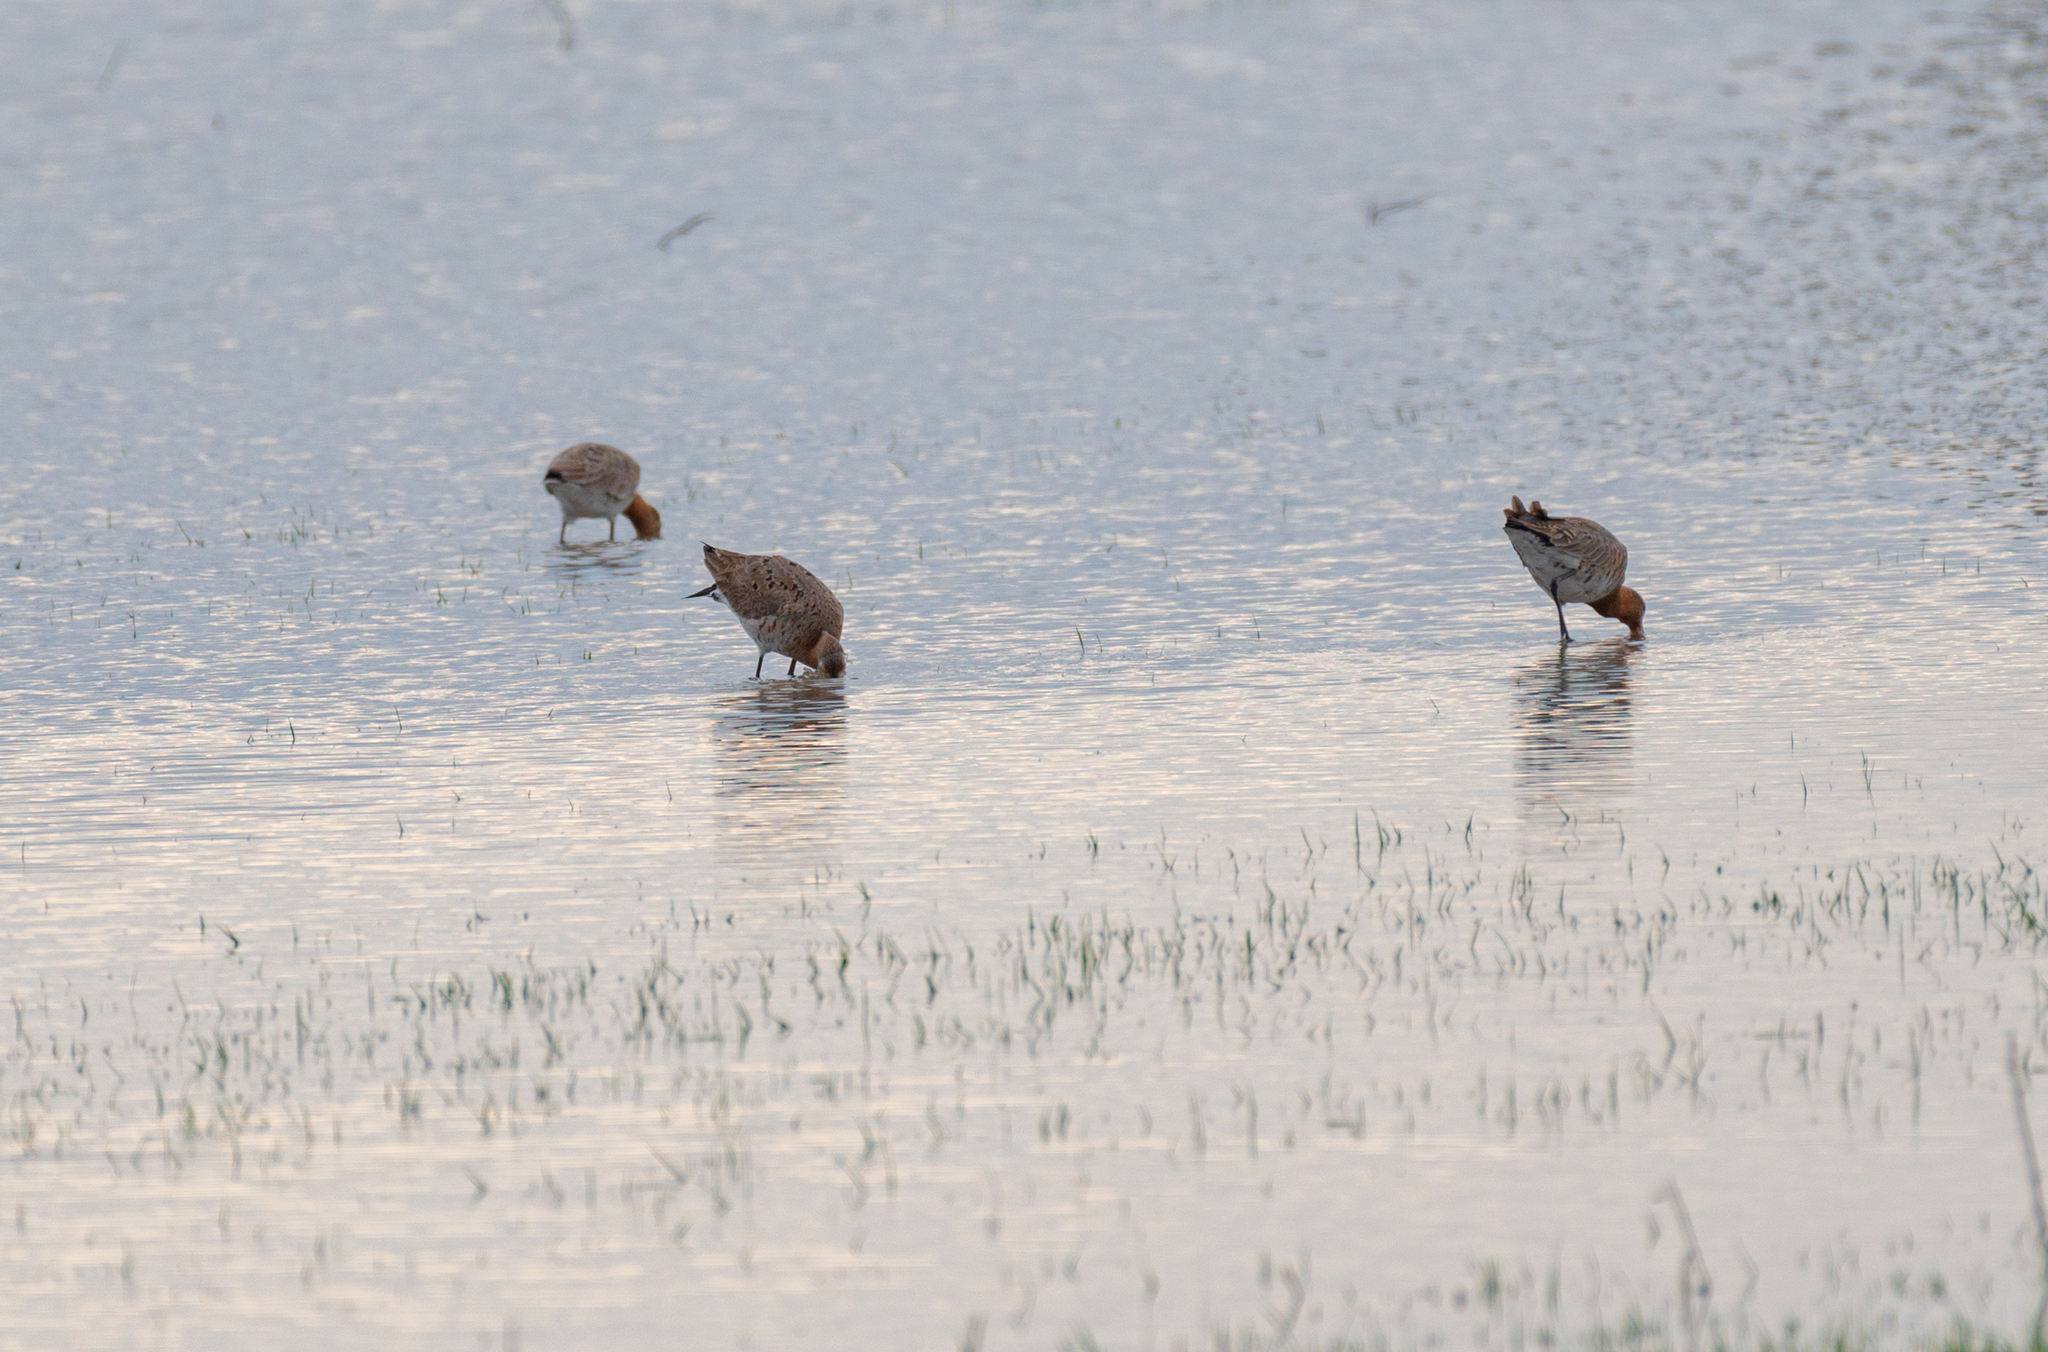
[537,0,573,51]
[657,213,713,250]
[96,42,126,94]
[2007,1033,2048,1346]
[1266,1264,1306,1341]
[1653,1181,1712,1352]
[1366,196,1427,225]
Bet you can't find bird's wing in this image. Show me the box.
[801,563,844,635]
[1528,517,1626,591]
[547,443,640,497]
[706,553,791,619]
[701,548,842,632]
[761,557,843,634]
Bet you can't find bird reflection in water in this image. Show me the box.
[1511,638,1637,834]
[711,683,848,891]
[544,540,655,585]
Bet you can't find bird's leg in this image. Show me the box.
[608,518,618,542]
[787,658,797,677]
[558,522,567,544]
[1549,581,1573,643]
[753,652,765,680]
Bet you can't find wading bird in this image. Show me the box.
[690,544,847,678]
[1501,496,1645,642]
[542,443,661,543]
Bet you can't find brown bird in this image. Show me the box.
[1501,496,1645,642]
[542,443,661,543]
[690,544,847,678]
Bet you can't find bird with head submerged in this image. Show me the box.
[1501,496,1645,642]
[542,442,661,543]
[690,543,847,678]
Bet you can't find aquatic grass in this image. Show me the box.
[4,831,2047,1343]
[1053,1307,2048,1352]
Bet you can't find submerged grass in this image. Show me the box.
[2,828,2045,1345]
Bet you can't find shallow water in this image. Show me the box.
[5,0,2048,1347]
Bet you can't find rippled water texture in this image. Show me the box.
[5,0,2048,1347]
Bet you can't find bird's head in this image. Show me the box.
[813,634,847,678]
[624,495,662,540]
[1606,586,1646,640]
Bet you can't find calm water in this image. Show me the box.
[5,0,2048,1347]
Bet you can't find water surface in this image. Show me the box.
[5,0,2048,1347]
